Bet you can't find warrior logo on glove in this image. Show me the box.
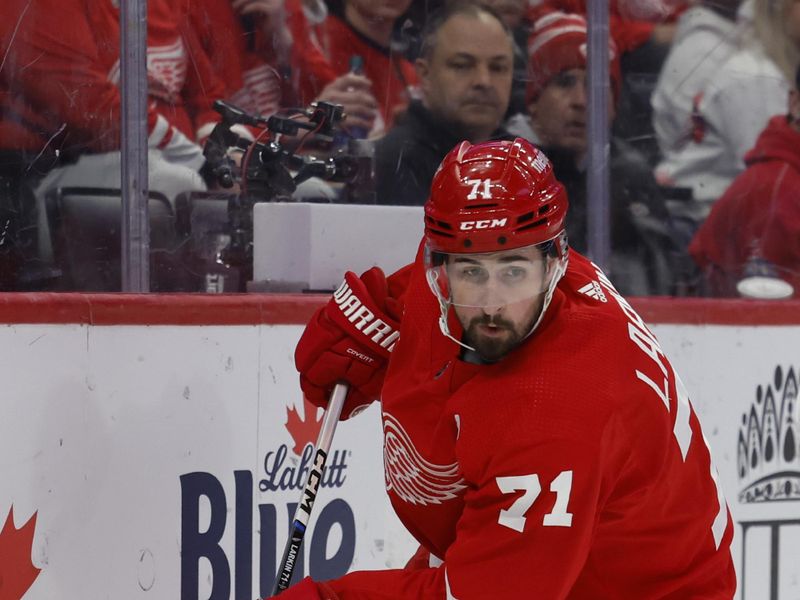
[332,279,399,352]
[294,267,404,420]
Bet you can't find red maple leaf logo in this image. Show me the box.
[0,506,41,599]
[285,396,323,456]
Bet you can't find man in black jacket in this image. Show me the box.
[373,2,514,206]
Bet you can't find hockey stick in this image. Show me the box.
[272,382,349,595]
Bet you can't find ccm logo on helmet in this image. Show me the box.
[333,280,399,352]
[459,218,508,231]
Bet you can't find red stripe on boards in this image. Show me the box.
[0,293,325,325]
[0,293,797,326]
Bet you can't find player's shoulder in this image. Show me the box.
[558,252,680,413]
[547,251,670,390]
[557,250,634,330]
[490,253,638,391]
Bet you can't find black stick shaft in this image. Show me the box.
[272,383,348,595]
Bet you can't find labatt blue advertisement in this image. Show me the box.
[180,397,356,599]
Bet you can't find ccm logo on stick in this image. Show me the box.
[459,218,508,231]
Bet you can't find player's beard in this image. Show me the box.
[462,313,529,363]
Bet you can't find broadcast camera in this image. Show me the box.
[182,99,376,292]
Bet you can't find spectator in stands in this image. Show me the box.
[286,0,374,111]
[291,0,328,50]
[373,2,514,206]
[652,0,742,174]
[0,0,219,200]
[529,0,682,53]
[0,0,224,288]
[478,0,532,115]
[318,0,419,133]
[688,64,800,299]
[508,11,675,295]
[188,0,379,139]
[655,0,800,223]
[188,0,287,139]
[528,0,686,164]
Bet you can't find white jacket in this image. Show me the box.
[656,43,788,211]
[651,6,740,158]
[654,1,790,221]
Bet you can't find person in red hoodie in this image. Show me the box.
[689,65,800,299]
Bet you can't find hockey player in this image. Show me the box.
[282,138,736,599]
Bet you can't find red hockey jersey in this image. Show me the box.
[326,249,736,599]
[0,0,224,155]
[689,115,800,297]
[188,0,284,126]
[188,0,338,121]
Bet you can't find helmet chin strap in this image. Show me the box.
[439,314,477,352]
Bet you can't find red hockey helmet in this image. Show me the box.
[424,138,568,254]
[424,139,570,351]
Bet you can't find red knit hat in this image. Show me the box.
[525,11,621,104]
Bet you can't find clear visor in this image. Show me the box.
[426,242,560,309]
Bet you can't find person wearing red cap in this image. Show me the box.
[508,11,676,296]
[527,0,684,57]
[688,64,800,299]
[509,11,622,161]
[269,137,736,598]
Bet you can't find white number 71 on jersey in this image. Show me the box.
[496,470,573,532]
